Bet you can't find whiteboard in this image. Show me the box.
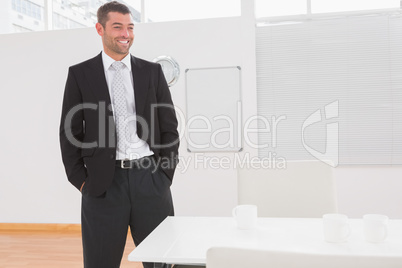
[185,66,242,152]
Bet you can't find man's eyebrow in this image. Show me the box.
[111,22,134,26]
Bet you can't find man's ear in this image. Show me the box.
[95,22,104,36]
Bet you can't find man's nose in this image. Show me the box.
[121,28,129,38]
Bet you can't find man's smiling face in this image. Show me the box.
[96,11,134,61]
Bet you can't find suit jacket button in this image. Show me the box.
[110,154,114,159]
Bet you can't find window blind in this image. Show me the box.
[256,14,402,165]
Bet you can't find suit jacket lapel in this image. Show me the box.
[85,53,112,108]
[84,53,149,123]
[131,55,149,118]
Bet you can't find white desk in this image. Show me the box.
[128,216,402,265]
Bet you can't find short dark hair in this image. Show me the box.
[97,1,132,28]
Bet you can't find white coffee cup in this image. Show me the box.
[232,205,257,230]
[323,213,350,243]
[363,214,389,243]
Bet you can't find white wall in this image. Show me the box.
[0,15,401,224]
[0,17,242,223]
[0,28,102,224]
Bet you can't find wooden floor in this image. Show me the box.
[0,229,143,268]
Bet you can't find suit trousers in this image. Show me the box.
[81,157,174,268]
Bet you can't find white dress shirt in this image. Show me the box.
[101,51,153,160]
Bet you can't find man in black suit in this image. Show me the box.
[59,2,179,267]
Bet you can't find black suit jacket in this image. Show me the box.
[59,53,179,197]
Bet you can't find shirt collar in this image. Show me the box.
[101,51,132,71]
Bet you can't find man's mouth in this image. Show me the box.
[118,40,129,44]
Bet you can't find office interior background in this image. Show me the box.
[0,0,402,224]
